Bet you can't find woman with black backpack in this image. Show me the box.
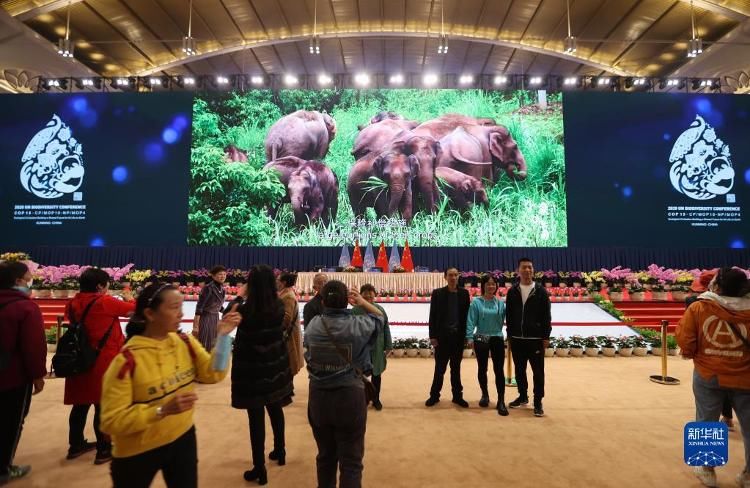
[63,268,135,465]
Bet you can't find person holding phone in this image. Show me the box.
[101,282,240,488]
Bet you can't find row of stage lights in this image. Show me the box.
[39,73,722,92]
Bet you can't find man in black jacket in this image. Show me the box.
[505,257,551,417]
[426,267,471,408]
[303,273,328,329]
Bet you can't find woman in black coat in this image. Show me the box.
[231,265,293,485]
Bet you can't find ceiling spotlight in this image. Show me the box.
[46,79,60,88]
[182,36,197,56]
[667,79,680,86]
[149,77,162,86]
[494,75,508,85]
[354,73,370,86]
[597,77,611,86]
[529,76,543,86]
[284,74,298,86]
[116,78,129,86]
[437,35,448,54]
[635,78,647,86]
[216,75,229,85]
[57,38,74,57]
[389,74,404,85]
[459,74,474,85]
[309,36,321,55]
[81,78,94,86]
[183,76,196,85]
[318,73,332,86]
[57,2,73,57]
[250,75,263,85]
[564,36,577,54]
[563,76,578,86]
[687,37,703,58]
[423,73,439,86]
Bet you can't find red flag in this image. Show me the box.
[376,241,389,272]
[401,240,414,272]
[351,240,364,267]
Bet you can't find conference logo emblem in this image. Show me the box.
[20,114,85,199]
[669,115,735,201]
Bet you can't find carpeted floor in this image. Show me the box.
[9,354,746,487]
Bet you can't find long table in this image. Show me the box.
[296,272,444,293]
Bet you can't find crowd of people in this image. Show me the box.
[0,258,748,488]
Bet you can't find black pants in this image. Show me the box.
[69,404,109,452]
[429,338,464,399]
[308,385,367,488]
[723,396,733,419]
[371,375,382,402]
[0,384,32,476]
[110,426,197,488]
[475,337,505,398]
[511,338,545,401]
[247,402,285,468]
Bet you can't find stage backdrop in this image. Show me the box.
[565,92,749,249]
[0,93,192,247]
[189,89,566,247]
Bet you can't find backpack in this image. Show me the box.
[0,298,27,371]
[52,296,115,378]
[117,332,196,380]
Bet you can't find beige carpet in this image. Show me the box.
[10,354,746,488]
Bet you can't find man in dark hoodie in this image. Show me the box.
[0,261,47,485]
[505,257,551,417]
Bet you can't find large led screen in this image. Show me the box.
[564,92,749,248]
[0,93,192,246]
[189,89,567,247]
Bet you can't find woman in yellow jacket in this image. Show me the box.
[100,283,240,488]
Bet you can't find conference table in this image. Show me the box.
[296,272,445,294]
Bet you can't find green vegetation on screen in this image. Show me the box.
[189,89,567,247]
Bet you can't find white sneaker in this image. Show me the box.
[737,471,750,488]
[694,466,717,487]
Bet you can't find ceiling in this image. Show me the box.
[1,0,749,80]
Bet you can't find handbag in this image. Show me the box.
[320,317,377,403]
[474,334,490,344]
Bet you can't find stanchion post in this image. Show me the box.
[649,320,680,385]
[505,339,516,387]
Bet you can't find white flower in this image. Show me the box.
[703,128,716,143]
[58,126,71,141]
[539,202,549,216]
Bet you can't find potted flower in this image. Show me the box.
[650,335,663,356]
[600,336,617,357]
[607,282,625,301]
[583,336,600,357]
[557,271,569,288]
[666,335,679,356]
[502,271,515,288]
[632,336,649,356]
[554,337,570,357]
[617,336,634,357]
[406,337,419,357]
[541,270,556,288]
[670,283,690,302]
[570,272,583,288]
[46,327,58,353]
[569,335,584,357]
[545,337,555,357]
[628,281,645,301]
[418,338,432,358]
[651,282,668,301]
[391,338,406,358]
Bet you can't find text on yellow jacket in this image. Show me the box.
[100,332,228,458]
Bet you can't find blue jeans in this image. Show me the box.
[692,370,750,473]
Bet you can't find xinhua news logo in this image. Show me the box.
[684,422,729,467]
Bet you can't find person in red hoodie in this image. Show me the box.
[676,267,750,488]
[0,261,46,485]
[64,268,135,465]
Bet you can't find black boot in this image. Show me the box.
[497,396,509,416]
[478,389,489,408]
[243,466,268,485]
[268,449,286,466]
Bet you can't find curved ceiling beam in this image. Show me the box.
[137,30,635,77]
[16,0,85,22]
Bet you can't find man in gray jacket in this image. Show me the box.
[304,280,383,488]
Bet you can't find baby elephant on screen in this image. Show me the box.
[435,166,489,211]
